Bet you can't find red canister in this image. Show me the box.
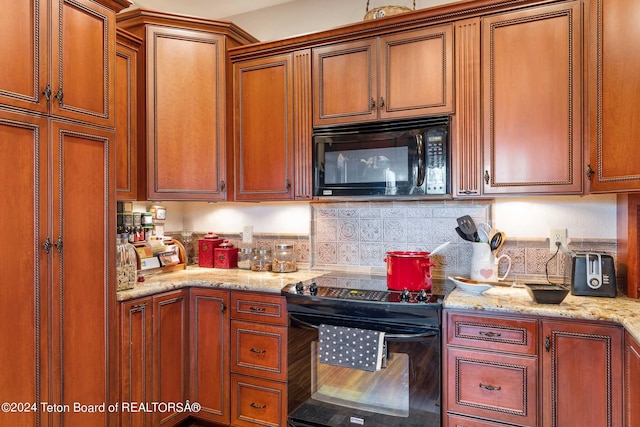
[384,251,435,291]
[198,232,223,268]
[214,241,238,269]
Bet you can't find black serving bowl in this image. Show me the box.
[524,284,570,304]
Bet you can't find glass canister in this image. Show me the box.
[251,249,273,272]
[272,243,297,273]
[238,247,255,270]
[116,237,138,291]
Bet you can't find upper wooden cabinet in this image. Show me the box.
[0,0,118,127]
[312,24,454,126]
[115,28,142,201]
[586,0,640,192]
[117,10,257,201]
[481,2,583,195]
[232,50,312,201]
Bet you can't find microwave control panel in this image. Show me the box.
[425,130,447,194]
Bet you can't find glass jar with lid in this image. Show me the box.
[272,243,297,272]
[251,249,273,272]
[238,247,255,270]
[116,237,138,291]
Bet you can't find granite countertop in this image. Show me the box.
[117,267,640,342]
[445,285,640,342]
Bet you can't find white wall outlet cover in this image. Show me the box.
[242,226,253,244]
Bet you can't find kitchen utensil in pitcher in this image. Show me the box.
[456,215,480,242]
[489,231,506,254]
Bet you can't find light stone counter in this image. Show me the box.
[116,266,327,301]
[444,285,640,342]
[116,267,640,343]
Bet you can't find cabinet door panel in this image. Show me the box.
[190,288,230,424]
[379,25,454,119]
[0,0,48,113]
[50,120,116,426]
[0,111,49,427]
[588,0,640,191]
[51,0,115,126]
[542,320,623,427]
[234,54,294,200]
[120,298,153,427]
[116,30,140,200]
[313,39,377,125]
[153,290,189,426]
[146,25,226,200]
[626,332,640,427]
[482,2,582,194]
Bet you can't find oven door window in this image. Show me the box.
[311,342,409,416]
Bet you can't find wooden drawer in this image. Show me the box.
[446,347,537,426]
[446,312,537,355]
[446,413,507,426]
[231,292,287,325]
[231,320,287,381]
[231,374,287,427]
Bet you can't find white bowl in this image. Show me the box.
[448,276,492,294]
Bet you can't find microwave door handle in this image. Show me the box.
[416,134,425,187]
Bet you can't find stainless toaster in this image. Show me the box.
[567,252,617,298]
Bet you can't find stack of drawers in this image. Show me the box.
[443,312,538,427]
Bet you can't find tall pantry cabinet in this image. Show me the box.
[0,0,128,426]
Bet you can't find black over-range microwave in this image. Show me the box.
[313,117,450,197]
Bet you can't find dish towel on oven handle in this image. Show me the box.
[318,324,386,372]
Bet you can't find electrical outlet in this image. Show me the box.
[549,228,568,252]
[242,226,253,244]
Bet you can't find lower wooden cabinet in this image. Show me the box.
[625,332,640,427]
[542,320,623,427]
[119,288,287,427]
[444,311,624,427]
[190,288,230,425]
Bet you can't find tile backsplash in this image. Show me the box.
[175,199,617,284]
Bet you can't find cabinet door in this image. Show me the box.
[119,298,153,427]
[50,120,117,426]
[153,290,189,426]
[313,39,377,125]
[50,0,116,127]
[587,0,640,192]
[482,2,583,195]
[0,0,48,114]
[190,288,230,425]
[115,29,141,200]
[542,320,623,427]
[234,54,294,201]
[625,332,640,427]
[0,110,49,427]
[379,24,454,120]
[452,18,482,197]
[144,25,227,201]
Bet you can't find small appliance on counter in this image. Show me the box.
[198,232,224,268]
[566,251,617,298]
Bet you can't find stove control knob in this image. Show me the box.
[417,289,428,302]
[295,281,304,293]
[400,288,411,302]
[309,282,318,295]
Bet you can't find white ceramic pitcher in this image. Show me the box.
[469,242,512,282]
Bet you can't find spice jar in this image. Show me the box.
[238,247,255,270]
[116,238,137,291]
[251,249,273,272]
[272,243,297,273]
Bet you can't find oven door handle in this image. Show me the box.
[289,314,439,340]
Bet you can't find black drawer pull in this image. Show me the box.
[250,402,266,409]
[250,348,266,354]
[479,331,502,338]
[249,306,266,312]
[479,383,502,391]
